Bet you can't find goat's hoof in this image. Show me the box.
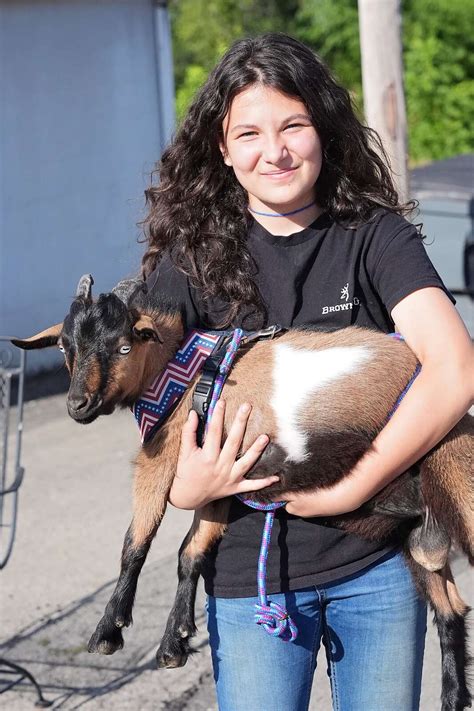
[88,622,124,655]
[156,638,190,669]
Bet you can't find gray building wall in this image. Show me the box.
[0,0,175,372]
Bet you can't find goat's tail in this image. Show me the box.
[405,552,472,711]
[420,413,474,564]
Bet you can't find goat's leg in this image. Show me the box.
[421,414,474,564]
[87,522,158,655]
[405,415,474,573]
[371,416,473,568]
[88,468,170,655]
[156,499,229,669]
[405,552,471,711]
[361,469,452,571]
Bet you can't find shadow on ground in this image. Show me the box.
[0,556,214,710]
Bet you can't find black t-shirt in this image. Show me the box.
[147,209,453,598]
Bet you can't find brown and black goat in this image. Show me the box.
[13,275,474,711]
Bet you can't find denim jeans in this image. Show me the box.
[206,549,427,711]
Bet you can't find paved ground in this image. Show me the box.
[0,393,472,710]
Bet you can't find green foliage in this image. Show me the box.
[170,0,299,121]
[295,0,362,99]
[175,64,209,121]
[402,0,474,162]
[170,0,474,163]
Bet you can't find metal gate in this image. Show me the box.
[0,337,25,570]
[0,336,51,706]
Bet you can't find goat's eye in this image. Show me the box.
[118,344,132,355]
[58,344,65,353]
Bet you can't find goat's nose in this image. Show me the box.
[68,395,91,413]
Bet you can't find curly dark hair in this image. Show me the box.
[141,32,413,327]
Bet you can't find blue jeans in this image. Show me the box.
[206,549,427,711]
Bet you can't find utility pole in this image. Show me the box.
[358,0,409,202]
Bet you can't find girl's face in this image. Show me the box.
[220,84,322,213]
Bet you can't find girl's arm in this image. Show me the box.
[281,287,474,517]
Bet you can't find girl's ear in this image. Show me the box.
[219,141,232,167]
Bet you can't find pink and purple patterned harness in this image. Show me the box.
[132,329,222,442]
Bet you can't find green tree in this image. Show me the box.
[295,0,474,163]
[295,0,362,100]
[170,0,299,121]
[403,0,474,162]
[170,0,474,163]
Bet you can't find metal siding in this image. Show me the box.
[0,0,174,372]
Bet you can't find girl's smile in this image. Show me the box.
[261,167,298,179]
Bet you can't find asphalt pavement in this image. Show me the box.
[0,393,472,710]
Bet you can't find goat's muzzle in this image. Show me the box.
[67,393,105,424]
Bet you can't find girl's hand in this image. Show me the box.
[169,400,279,510]
[279,479,363,518]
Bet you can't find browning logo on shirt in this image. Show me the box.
[322,282,360,314]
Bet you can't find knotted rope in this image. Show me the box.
[237,496,298,642]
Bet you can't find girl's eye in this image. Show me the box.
[238,124,307,139]
[58,344,65,353]
[118,345,132,355]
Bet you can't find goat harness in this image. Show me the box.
[132,325,281,444]
[132,328,421,644]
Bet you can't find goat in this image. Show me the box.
[13,275,473,711]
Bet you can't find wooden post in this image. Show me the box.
[358,0,409,201]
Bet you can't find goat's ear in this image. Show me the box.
[11,323,63,350]
[132,315,163,343]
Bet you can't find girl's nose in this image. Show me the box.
[261,135,289,164]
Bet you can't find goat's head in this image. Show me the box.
[12,275,184,423]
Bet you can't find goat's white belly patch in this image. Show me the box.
[270,344,371,462]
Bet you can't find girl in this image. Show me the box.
[142,33,473,711]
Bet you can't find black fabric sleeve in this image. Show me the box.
[145,253,202,329]
[366,211,455,316]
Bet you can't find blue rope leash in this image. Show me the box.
[205,329,244,424]
[204,328,298,642]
